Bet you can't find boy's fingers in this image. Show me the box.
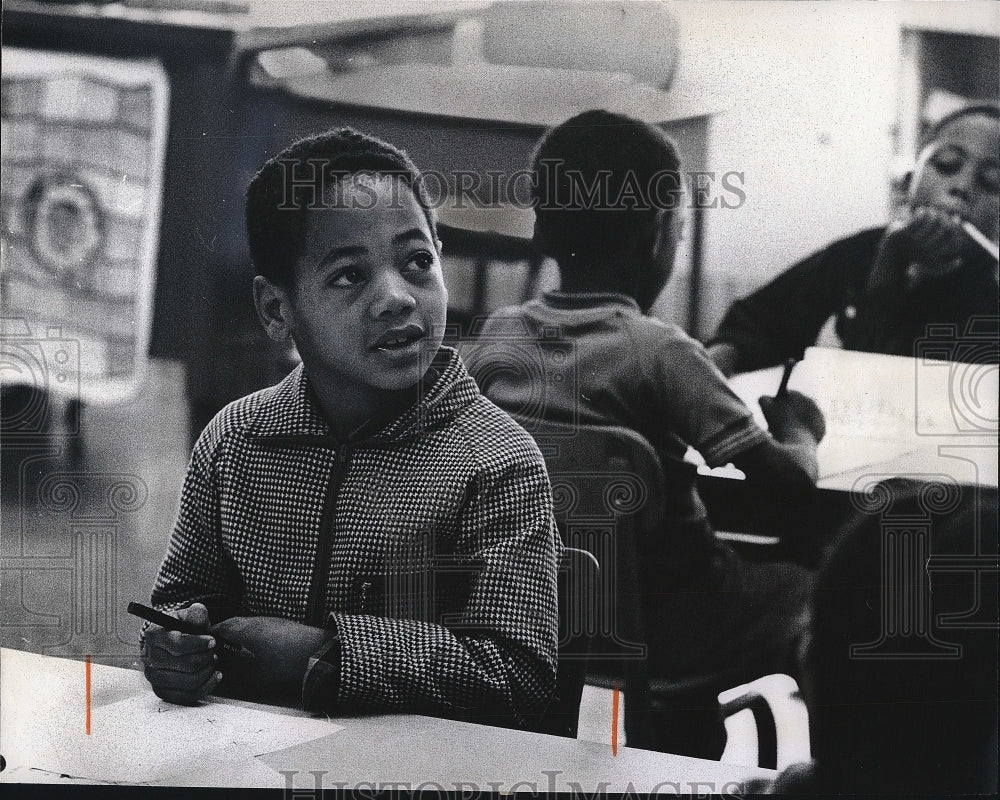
[176,603,211,628]
[146,663,216,692]
[151,669,222,707]
[195,670,224,700]
[144,649,216,673]
[157,630,215,656]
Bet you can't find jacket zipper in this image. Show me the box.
[305,444,351,627]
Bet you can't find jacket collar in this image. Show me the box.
[245,346,480,445]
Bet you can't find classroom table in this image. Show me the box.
[695,347,998,561]
[0,648,772,793]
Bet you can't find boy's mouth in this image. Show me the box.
[371,324,425,352]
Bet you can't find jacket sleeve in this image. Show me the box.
[709,232,876,372]
[303,453,560,725]
[149,428,242,624]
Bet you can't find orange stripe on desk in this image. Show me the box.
[611,684,620,756]
[85,655,92,735]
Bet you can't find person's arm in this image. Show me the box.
[650,329,824,487]
[730,391,825,486]
[708,235,870,375]
[846,208,981,354]
[215,450,560,723]
[142,432,239,704]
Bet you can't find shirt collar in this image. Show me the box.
[542,290,641,311]
[245,346,477,444]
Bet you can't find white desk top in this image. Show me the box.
[720,348,998,491]
[0,648,770,792]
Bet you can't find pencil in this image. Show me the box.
[962,221,999,262]
[128,601,207,635]
[777,358,796,398]
[128,602,250,658]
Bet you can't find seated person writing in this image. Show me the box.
[742,480,998,795]
[708,104,1000,376]
[140,129,560,726]
[469,110,824,685]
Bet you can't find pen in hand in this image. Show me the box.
[128,601,252,659]
[962,220,1000,263]
[776,357,797,399]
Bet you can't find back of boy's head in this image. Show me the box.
[245,127,437,289]
[531,109,681,281]
[804,479,998,794]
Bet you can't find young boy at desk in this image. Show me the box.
[469,110,824,683]
[708,104,1000,376]
[140,129,560,725]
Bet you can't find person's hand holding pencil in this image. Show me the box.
[870,205,996,289]
[759,358,826,444]
[136,602,224,706]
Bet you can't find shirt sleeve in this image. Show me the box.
[303,450,560,725]
[646,324,769,467]
[709,232,876,372]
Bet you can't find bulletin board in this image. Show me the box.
[1,48,169,404]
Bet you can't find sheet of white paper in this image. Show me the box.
[1,649,343,786]
[728,347,999,484]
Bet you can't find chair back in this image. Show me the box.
[515,416,670,744]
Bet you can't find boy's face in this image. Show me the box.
[284,175,447,401]
[909,113,1000,241]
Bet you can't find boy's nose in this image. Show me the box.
[370,271,417,317]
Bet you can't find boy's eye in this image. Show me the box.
[929,147,964,175]
[405,250,436,272]
[328,267,366,287]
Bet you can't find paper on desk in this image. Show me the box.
[729,347,998,478]
[5,685,342,785]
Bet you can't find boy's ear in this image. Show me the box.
[253,275,294,342]
[650,207,678,263]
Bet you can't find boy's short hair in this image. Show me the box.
[530,109,682,276]
[806,479,998,793]
[922,103,1000,146]
[246,127,438,288]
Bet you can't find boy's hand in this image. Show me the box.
[760,390,826,444]
[871,206,966,289]
[210,616,330,692]
[141,603,222,705]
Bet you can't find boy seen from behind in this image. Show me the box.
[470,110,824,684]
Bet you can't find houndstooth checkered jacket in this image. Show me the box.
[151,347,559,723]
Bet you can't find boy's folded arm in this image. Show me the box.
[710,237,862,373]
[303,459,560,722]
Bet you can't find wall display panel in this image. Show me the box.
[1,48,169,403]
